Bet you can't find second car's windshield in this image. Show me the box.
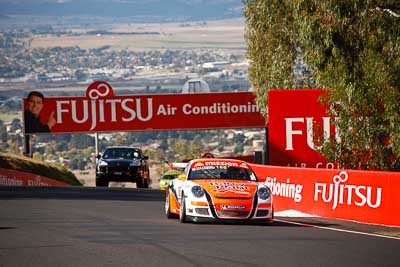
[103,148,140,160]
[188,166,257,181]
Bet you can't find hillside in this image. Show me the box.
[0,152,82,186]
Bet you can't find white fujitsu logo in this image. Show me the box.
[285,117,340,151]
[314,171,382,210]
[55,82,153,131]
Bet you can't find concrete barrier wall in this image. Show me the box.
[250,164,400,227]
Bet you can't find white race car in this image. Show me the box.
[165,158,274,224]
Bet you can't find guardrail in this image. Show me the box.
[250,164,400,227]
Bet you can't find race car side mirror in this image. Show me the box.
[178,174,187,181]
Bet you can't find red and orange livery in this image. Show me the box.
[165,158,274,223]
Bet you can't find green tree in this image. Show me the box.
[0,120,7,143]
[159,138,168,151]
[244,0,313,116]
[11,118,21,131]
[75,69,87,81]
[172,140,202,162]
[233,133,245,145]
[244,0,400,170]
[234,144,244,155]
[69,134,95,149]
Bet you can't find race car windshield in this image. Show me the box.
[188,166,257,181]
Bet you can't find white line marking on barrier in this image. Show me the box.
[275,210,317,217]
[276,219,400,241]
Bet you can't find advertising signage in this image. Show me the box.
[23,81,266,134]
[268,89,337,169]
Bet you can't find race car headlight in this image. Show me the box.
[258,186,271,200]
[191,186,205,198]
[99,160,108,167]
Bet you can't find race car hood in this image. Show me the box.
[194,179,259,199]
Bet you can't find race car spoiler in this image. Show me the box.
[171,162,188,170]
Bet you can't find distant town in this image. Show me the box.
[0,26,248,87]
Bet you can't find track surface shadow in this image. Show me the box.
[0,186,166,201]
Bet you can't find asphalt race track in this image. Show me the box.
[0,186,399,267]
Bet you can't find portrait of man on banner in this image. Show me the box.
[23,91,56,134]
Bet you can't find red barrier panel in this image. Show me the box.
[268,89,337,168]
[250,164,400,227]
[0,168,70,186]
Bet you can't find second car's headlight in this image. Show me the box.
[99,160,108,166]
[191,186,205,198]
[258,186,271,200]
[129,160,140,167]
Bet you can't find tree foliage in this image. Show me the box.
[0,120,8,143]
[244,0,296,114]
[244,0,400,170]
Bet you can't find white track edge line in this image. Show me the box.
[275,219,400,241]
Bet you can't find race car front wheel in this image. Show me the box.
[179,194,187,223]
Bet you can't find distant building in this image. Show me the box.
[181,79,210,93]
[202,61,230,70]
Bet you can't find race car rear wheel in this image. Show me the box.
[143,178,149,188]
[165,191,175,219]
[136,178,144,188]
[179,194,187,223]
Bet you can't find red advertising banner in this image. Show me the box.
[250,164,400,227]
[23,81,266,134]
[0,168,70,186]
[268,89,336,168]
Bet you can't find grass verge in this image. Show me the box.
[0,152,82,186]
